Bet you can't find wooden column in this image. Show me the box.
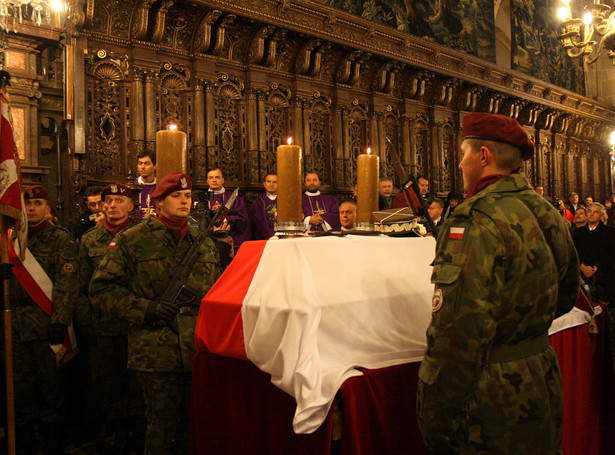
[130,69,145,171]
[246,89,259,184]
[332,105,344,184]
[193,78,206,185]
[205,82,216,171]
[144,70,157,153]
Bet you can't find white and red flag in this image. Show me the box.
[0,88,26,259]
[197,236,435,434]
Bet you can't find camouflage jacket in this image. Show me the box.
[76,219,139,335]
[8,223,78,342]
[89,216,220,373]
[417,173,579,454]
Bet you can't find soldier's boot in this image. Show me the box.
[15,423,37,455]
[40,421,64,455]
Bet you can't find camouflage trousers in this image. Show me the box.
[91,335,144,421]
[13,340,66,426]
[137,371,191,455]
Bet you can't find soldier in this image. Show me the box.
[89,173,220,455]
[417,113,579,454]
[8,185,78,455]
[76,183,143,453]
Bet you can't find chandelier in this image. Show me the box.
[0,0,62,31]
[557,0,615,65]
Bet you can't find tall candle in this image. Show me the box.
[356,148,379,223]
[276,138,303,222]
[156,124,187,180]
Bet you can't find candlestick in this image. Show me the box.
[275,138,304,233]
[356,149,379,230]
[156,125,187,180]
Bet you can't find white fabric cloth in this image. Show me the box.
[548,305,602,336]
[241,235,435,433]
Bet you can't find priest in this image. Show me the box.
[302,172,340,231]
[203,168,251,251]
[250,173,278,240]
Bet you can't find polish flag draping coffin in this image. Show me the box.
[195,235,436,434]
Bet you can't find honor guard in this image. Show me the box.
[9,185,78,455]
[76,182,144,453]
[417,113,579,454]
[89,173,220,455]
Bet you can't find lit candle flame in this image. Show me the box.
[366,147,371,154]
[168,124,177,131]
[287,137,292,145]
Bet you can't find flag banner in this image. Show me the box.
[0,88,27,257]
[198,235,435,434]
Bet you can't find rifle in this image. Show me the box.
[161,188,239,333]
[384,137,438,237]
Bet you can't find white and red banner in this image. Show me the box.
[0,92,27,257]
[197,235,436,434]
[8,234,77,359]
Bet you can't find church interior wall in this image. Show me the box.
[3,0,615,222]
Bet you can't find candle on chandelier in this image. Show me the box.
[156,124,187,180]
[276,137,303,222]
[356,147,379,223]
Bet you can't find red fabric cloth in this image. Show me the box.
[340,362,428,455]
[190,349,332,455]
[156,213,188,237]
[550,301,615,455]
[391,193,408,209]
[103,217,129,235]
[195,240,268,359]
[27,220,49,238]
[465,173,508,198]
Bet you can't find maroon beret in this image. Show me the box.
[24,185,48,200]
[101,183,133,200]
[462,113,534,160]
[151,172,192,200]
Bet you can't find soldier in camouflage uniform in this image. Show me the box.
[77,183,144,453]
[89,173,220,455]
[7,185,78,455]
[417,113,579,454]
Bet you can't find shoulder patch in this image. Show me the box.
[432,289,443,313]
[63,263,74,273]
[109,242,116,249]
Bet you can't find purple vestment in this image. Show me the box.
[302,192,340,231]
[203,188,251,251]
[134,176,157,218]
[250,194,277,240]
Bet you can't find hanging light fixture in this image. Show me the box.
[557,0,615,65]
[0,1,63,32]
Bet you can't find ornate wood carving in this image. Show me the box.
[70,0,615,204]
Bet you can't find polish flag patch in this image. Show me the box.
[449,227,465,239]
[109,242,116,249]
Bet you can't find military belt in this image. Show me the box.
[487,334,550,364]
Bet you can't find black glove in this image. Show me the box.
[48,323,67,345]
[145,299,178,323]
[76,324,97,347]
